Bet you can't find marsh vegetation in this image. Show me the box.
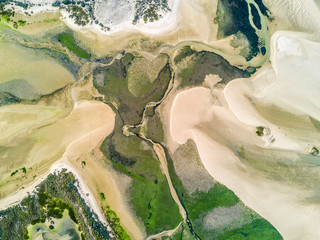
[0,6,284,239]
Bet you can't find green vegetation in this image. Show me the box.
[164,222,194,240]
[146,109,164,143]
[219,219,283,240]
[18,20,26,26]
[214,0,265,60]
[256,126,265,136]
[160,222,194,240]
[177,50,251,87]
[99,192,106,201]
[10,169,18,176]
[91,48,266,237]
[37,191,78,222]
[100,117,182,235]
[81,161,86,168]
[67,5,89,26]
[0,196,41,240]
[250,3,261,30]
[134,0,170,23]
[143,4,160,23]
[93,52,171,125]
[0,170,113,240]
[0,92,21,106]
[0,6,280,238]
[94,51,181,235]
[0,3,14,23]
[186,185,239,220]
[127,54,168,97]
[58,33,90,59]
[9,166,28,177]
[23,228,29,240]
[310,147,319,156]
[0,3,27,29]
[121,52,135,66]
[44,18,59,23]
[174,46,196,64]
[165,147,282,239]
[104,206,131,240]
[39,171,111,239]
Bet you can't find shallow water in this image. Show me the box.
[0,42,74,95]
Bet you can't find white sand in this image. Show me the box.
[153,143,186,220]
[0,98,143,239]
[224,31,320,150]
[51,162,110,227]
[0,101,113,227]
[264,0,320,35]
[0,100,114,210]
[60,0,181,37]
[0,161,110,228]
[5,1,320,239]
[170,87,216,145]
[168,85,320,239]
[167,27,320,240]
[12,0,269,68]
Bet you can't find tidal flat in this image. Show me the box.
[0,0,319,239]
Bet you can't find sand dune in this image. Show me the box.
[167,27,320,239]
[264,0,320,35]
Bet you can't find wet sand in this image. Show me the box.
[0,42,74,94]
[3,1,320,239]
[166,28,320,239]
[0,100,115,205]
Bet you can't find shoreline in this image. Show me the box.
[63,0,181,37]
[0,133,110,228]
[0,100,116,231]
[0,161,108,226]
[11,0,181,38]
[10,0,269,68]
